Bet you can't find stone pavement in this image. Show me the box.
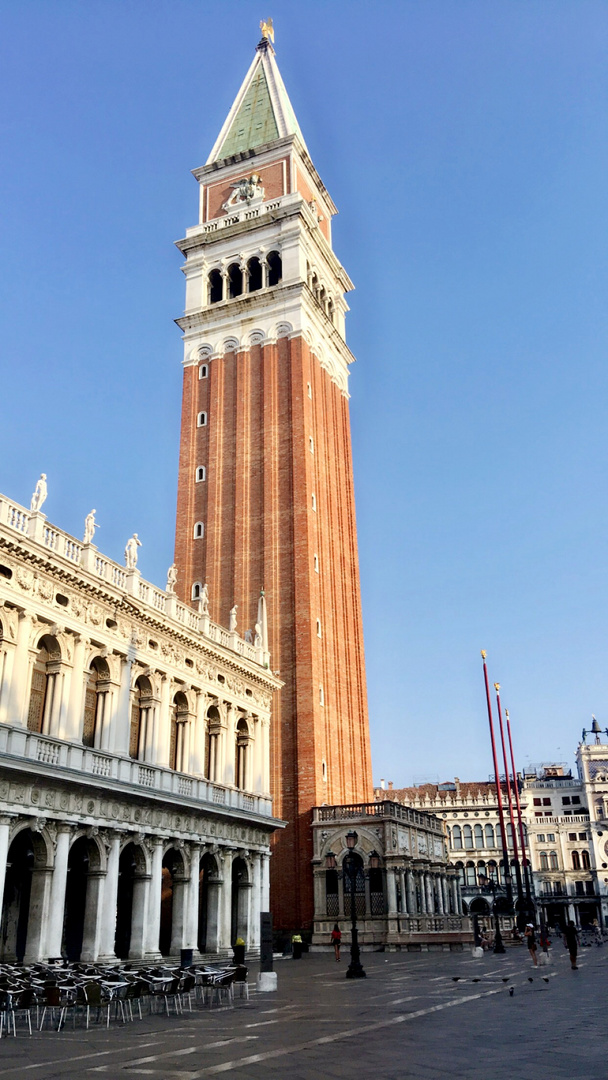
[1,944,607,1080]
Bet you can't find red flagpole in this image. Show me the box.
[493,683,520,862]
[480,651,512,908]
[505,708,529,873]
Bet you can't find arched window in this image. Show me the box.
[343,851,365,917]
[322,760,327,782]
[27,635,61,734]
[507,823,514,848]
[446,826,452,847]
[477,860,486,879]
[247,256,263,292]
[208,269,223,304]
[227,262,243,299]
[571,850,581,870]
[484,823,495,848]
[465,861,476,886]
[463,825,473,849]
[193,521,204,539]
[129,675,152,761]
[325,868,339,916]
[192,582,202,601]
[452,825,463,849]
[495,824,502,850]
[455,861,466,886]
[474,824,484,849]
[539,851,549,870]
[82,657,110,749]
[487,860,498,882]
[235,717,250,790]
[195,466,206,482]
[267,250,282,287]
[580,849,590,870]
[199,363,208,379]
[170,692,189,772]
[369,862,385,915]
[197,411,207,427]
[205,705,221,782]
[316,619,322,638]
[549,851,559,870]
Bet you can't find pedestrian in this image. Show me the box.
[592,919,603,946]
[331,923,342,961]
[563,920,580,970]
[524,922,538,967]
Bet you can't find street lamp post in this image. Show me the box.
[327,831,378,979]
[479,874,506,954]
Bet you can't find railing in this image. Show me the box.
[0,723,274,818]
[532,814,590,825]
[313,801,444,832]
[0,494,271,670]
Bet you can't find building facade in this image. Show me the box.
[173,34,372,929]
[377,781,533,928]
[311,801,469,951]
[577,723,608,926]
[0,489,281,963]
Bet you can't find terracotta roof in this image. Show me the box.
[376,780,507,805]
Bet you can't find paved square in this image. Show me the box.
[1,945,606,1080]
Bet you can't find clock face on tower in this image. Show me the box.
[603,840,608,857]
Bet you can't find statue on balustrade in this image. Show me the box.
[254,622,263,648]
[83,509,98,544]
[166,563,178,594]
[229,605,238,632]
[30,473,47,513]
[124,533,142,569]
[201,583,209,615]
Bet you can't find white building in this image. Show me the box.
[577,720,608,926]
[0,488,282,964]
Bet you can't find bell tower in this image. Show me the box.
[174,29,372,929]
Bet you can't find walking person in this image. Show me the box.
[563,920,580,970]
[524,922,538,967]
[331,923,342,962]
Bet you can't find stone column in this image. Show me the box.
[44,825,72,959]
[64,635,88,742]
[217,849,233,954]
[406,868,416,914]
[435,874,444,915]
[451,876,460,915]
[142,840,163,959]
[223,705,235,787]
[260,852,270,912]
[425,873,435,914]
[249,853,261,952]
[24,867,53,963]
[155,675,171,767]
[191,692,207,776]
[386,865,398,915]
[0,626,17,727]
[260,716,270,796]
[98,832,121,961]
[112,656,133,755]
[184,843,201,951]
[441,876,449,915]
[418,871,427,914]
[129,870,151,959]
[169,870,188,956]
[0,816,14,917]
[8,612,36,726]
[81,869,106,961]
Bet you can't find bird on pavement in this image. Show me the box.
[509,987,514,996]
[542,976,550,983]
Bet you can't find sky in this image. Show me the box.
[1,1,607,787]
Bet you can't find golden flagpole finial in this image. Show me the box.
[260,17,275,43]
[505,709,509,719]
[480,650,487,660]
[494,682,500,692]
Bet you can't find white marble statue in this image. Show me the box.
[30,473,48,513]
[83,509,98,544]
[166,563,178,594]
[124,533,142,569]
[201,583,209,615]
[254,622,262,648]
[244,629,253,644]
[229,605,238,632]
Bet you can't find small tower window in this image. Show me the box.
[247,256,263,292]
[227,262,243,299]
[311,493,317,512]
[192,582,202,600]
[322,760,327,782]
[316,619,322,638]
[199,364,208,379]
[195,466,206,482]
[307,382,312,399]
[197,411,207,427]
[267,250,282,287]
[193,522,204,539]
[314,553,319,573]
[319,685,324,707]
[309,436,314,454]
[209,269,223,304]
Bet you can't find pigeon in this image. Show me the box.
[452,977,461,982]
[502,977,510,983]
[528,977,534,983]
[472,978,481,982]
[542,976,550,983]
[509,987,514,996]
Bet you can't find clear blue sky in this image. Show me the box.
[1,1,607,786]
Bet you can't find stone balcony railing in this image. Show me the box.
[0,722,273,820]
[531,814,590,826]
[0,494,269,669]
[313,800,444,834]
